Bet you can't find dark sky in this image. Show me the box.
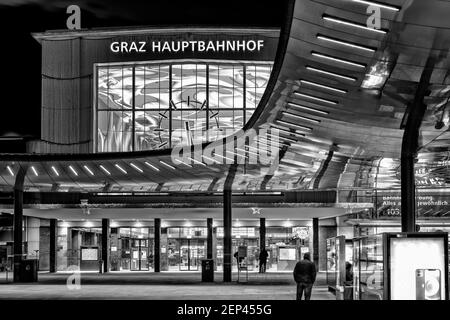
[0,0,287,137]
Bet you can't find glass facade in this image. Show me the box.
[96,62,272,152]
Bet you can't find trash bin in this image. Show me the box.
[201,259,214,282]
[99,260,104,274]
[18,259,38,282]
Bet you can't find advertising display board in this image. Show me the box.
[386,233,448,300]
[279,247,296,261]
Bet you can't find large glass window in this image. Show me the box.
[96,62,272,152]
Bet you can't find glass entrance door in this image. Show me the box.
[179,239,205,271]
[131,239,149,271]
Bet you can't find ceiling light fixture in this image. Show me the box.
[352,0,400,11]
[174,159,192,168]
[300,79,347,94]
[83,165,95,176]
[68,165,78,176]
[276,119,313,131]
[283,112,321,124]
[202,155,221,164]
[114,164,128,174]
[130,163,143,173]
[317,34,376,53]
[159,160,176,170]
[323,15,387,34]
[6,166,14,176]
[311,51,366,68]
[99,165,111,175]
[270,125,306,137]
[293,92,338,105]
[51,166,59,176]
[287,102,329,115]
[144,162,160,172]
[305,66,356,81]
[31,166,38,177]
[187,157,206,166]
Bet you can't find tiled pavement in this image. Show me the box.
[0,271,335,300]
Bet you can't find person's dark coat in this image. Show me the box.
[293,257,317,284]
[259,250,268,262]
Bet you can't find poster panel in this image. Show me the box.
[390,237,446,300]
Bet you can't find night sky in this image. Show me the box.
[0,0,287,138]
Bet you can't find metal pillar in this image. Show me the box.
[207,218,213,259]
[313,218,319,266]
[13,166,26,282]
[223,190,232,282]
[400,56,435,232]
[13,189,23,282]
[154,218,161,272]
[259,218,266,252]
[101,219,110,273]
[49,219,57,273]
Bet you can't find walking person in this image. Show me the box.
[258,249,268,273]
[293,252,317,300]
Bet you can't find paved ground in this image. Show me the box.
[0,271,334,300]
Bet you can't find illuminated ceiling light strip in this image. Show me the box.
[352,0,400,11]
[323,15,387,34]
[83,165,95,176]
[99,165,111,175]
[31,166,38,177]
[174,159,192,168]
[287,102,329,115]
[305,66,356,82]
[236,147,259,157]
[276,119,313,131]
[6,166,14,177]
[130,163,144,173]
[270,125,306,137]
[266,133,298,143]
[68,165,78,176]
[300,79,347,94]
[202,155,221,164]
[258,137,283,147]
[317,34,376,53]
[282,112,321,124]
[114,164,128,174]
[159,160,176,170]
[226,150,248,159]
[144,162,160,172]
[51,166,59,176]
[187,157,206,166]
[293,92,338,105]
[311,52,366,68]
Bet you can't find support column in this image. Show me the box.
[154,218,161,272]
[13,166,27,282]
[49,219,57,273]
[259,218,266,252]
[400,56,435,232]
[313,218,319,266]
[13,188,23,282]
[223,190,232,282]
[207,218,213,259]
[101,219,110,273]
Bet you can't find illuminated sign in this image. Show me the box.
[376,191,450,218]
[110,40,265,54]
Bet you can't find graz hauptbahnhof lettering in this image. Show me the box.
[110,39,265,53]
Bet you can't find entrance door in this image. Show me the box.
[179,239,204,271]
[130,239,149,271]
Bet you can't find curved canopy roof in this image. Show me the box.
[0,0,450,194]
